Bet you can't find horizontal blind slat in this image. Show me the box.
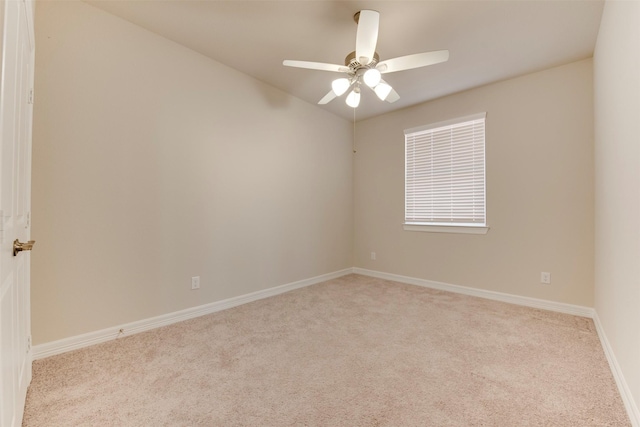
[405,115,486,226]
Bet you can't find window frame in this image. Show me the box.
[403,113,489,235]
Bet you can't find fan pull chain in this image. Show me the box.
[353,107,357,154]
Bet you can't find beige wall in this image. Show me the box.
[354,59,594,306]
[594,0,640,417]
[31,1,353,344]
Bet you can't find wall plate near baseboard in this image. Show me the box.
[32,266,638,427]
[352,267,594,317]
[352,267,638,427]
[32,268,353,360]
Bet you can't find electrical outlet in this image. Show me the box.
[191,276,200,290]
[540,272,551,284]
[371,252,376,260]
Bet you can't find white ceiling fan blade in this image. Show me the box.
[283,60,349,73]
[385,86,400,103]
[355,10,379,65]
[371,79,399,103]
[318,90,337,105]
[375,79,400,103]
[377,50,449,74]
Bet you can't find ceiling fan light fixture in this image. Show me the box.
[331,78,351,96]
[282,9,450,109]
[345,88,361,108]
[374,82,392,101]
[363,68,381,87]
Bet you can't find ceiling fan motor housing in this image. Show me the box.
[345,51,380,74]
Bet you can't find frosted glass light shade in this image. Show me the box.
[374,82,392,101]
[345,89,361,108]
[331,78,350,96]
[363,68,382,87]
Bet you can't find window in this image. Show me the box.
[404,113,488,234]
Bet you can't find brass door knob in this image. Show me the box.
[13,239,35,256]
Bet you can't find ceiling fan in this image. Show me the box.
[283,10,449,108]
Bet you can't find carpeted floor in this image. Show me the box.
[23,274,630,426]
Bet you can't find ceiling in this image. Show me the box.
[85,0,604,122]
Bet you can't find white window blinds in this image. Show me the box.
[404,113,486,227]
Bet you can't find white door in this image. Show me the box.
[0,0,35,426]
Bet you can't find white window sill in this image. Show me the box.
[403,223,489,235]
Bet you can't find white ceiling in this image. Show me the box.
[85,0,604,122]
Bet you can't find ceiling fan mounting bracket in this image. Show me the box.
[353,10,378,24]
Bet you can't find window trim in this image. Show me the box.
[404,113,488,234]
[403,112,486,135]
[402,223,489,235]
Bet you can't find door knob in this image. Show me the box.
[13,239,35,256]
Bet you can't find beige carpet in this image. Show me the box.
[23,274,630,426]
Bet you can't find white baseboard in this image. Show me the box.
[353,267,594,317]
[593,312,640,427]
[32,268,353,360]
[32,266,638,426]
[354,267,639,425]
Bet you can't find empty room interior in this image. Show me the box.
[4,0,639,425]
